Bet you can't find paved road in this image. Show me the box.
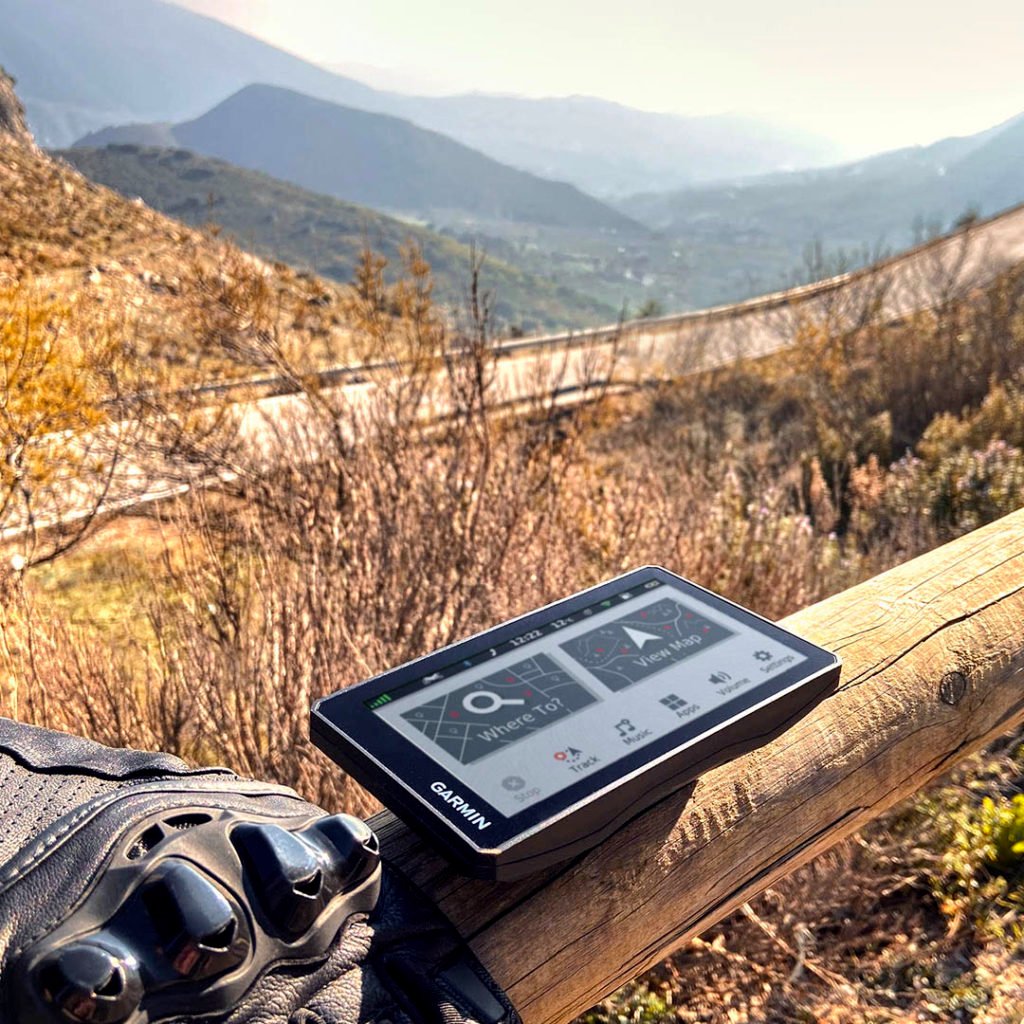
[8,201,1024,548]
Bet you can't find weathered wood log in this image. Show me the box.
[370,508,1024,1024]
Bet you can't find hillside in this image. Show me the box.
[75,85,643,235]
[0,0,838,194]
[0,69,352,380]
[0,62,33,148]
[60,144,616,331]
[622,112,1024,261]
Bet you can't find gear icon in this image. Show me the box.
[754,650,772,661]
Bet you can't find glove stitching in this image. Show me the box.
[30,771,90,838]
[1,798,104,890]
[0,780,305,892]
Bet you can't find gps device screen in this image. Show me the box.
[312,567,840,879]
[371,579,803,816]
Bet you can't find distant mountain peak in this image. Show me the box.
[75,82,646,234]
[0,0,839,191]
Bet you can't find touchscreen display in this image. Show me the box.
[371,579,806,816]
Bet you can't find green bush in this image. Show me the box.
[580,982,672,1024]
[935,794,1024,937]
[926,441,1024,531]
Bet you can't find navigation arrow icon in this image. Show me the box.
[622,625,664,648]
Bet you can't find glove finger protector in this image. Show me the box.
[0,719,520,1024]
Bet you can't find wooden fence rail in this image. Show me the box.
[371,507,1024,1024]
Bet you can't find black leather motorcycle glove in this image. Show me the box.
[0,718,519,1024]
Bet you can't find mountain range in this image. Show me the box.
[69,96,1024,315]
[0,0,839,196]
[73,85,642,234]
[7,0,1024,318]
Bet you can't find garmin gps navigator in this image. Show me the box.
[311,566,841,879]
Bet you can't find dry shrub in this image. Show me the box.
[0,285,154,566]
[0,577,191,754]
[776,261,1024,465]
[183,241,341,371]
[0,246,852,810]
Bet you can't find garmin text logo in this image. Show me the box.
[429,781,492,831]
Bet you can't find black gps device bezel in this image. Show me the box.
[311,566,841,880]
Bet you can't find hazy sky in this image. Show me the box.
[171,0,1024,157]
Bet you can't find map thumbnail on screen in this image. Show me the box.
[559,598,734,691]
[400,653,597,765]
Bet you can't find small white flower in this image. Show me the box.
[9,553,26,572]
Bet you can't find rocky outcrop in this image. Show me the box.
[0,67,36,149]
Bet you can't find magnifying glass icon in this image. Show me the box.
[462,691,527,714]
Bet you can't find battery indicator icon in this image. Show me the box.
[367,694,393,710]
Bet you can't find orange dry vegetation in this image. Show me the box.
[0,131,352,381]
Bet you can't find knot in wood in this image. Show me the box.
[939,670,968,706]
